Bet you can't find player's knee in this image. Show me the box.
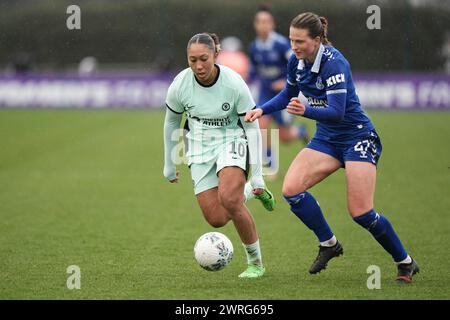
[348,203,373,217]
[218,192,244,213]
[205,215,229,228]
[221,197,244,214]
[282,177,307,197]
[201,203,230,227]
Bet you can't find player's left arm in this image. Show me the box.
[236,83,265,190]
[163,80,184,182]
[296,59,348,123]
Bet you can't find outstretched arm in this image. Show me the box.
[287,91,346,123]
[163,108,183,182]
[260,82,299,115]
[303,91,346,123]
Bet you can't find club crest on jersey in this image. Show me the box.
[326,73,345,87]
[315,76,324,90]
[222,102,230,111]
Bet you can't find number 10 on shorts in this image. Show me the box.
[229,140,246,159]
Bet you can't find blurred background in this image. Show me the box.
[0,0,449,109]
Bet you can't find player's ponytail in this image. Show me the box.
[318,16,331,45]
[291,12,332,46]
[187,32,221,55]
[206,33,221,54]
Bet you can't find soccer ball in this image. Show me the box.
[194,232,234,271]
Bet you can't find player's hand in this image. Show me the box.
[169,171,179,183]
[244,108,263,122]
[287,97,306,116]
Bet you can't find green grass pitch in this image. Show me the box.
[0,109,449,299]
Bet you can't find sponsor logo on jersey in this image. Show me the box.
[187,113,232,127]
[222,102,230,111]
[307,97,328,107]
[326,73,345,87]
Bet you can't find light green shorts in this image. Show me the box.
[190,138,248,195]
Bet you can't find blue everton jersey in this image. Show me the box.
[287,44,374,141]
[249,32,292,104]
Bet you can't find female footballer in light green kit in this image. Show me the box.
[163,33,276,278]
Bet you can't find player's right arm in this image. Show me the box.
[163,80,184,183]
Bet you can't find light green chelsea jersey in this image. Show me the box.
[165,64,256,164]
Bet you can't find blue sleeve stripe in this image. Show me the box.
[326,89,347,95]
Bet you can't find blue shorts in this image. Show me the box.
[306,130,382,167]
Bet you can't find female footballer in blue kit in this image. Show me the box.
[249,6,310,178]
[245,12,419,283]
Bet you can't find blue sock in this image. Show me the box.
[284,192,334,242]
[266,147,272,168]
[353,209,408,263]
[297,124,307,139]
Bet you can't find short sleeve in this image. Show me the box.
[236,79,256,116]
[322,59,348,94]
[286,54,299,86]
[165,79,184,114]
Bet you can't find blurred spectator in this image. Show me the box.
[216,36,250,80]
[8,52,33,75]
[443,32,450,74]
[152,51,175,72]
[78,56,98,76]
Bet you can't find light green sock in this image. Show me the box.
[243,239,262,266]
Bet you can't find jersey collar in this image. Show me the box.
[194,64,220,88]
[297,43,324,73]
